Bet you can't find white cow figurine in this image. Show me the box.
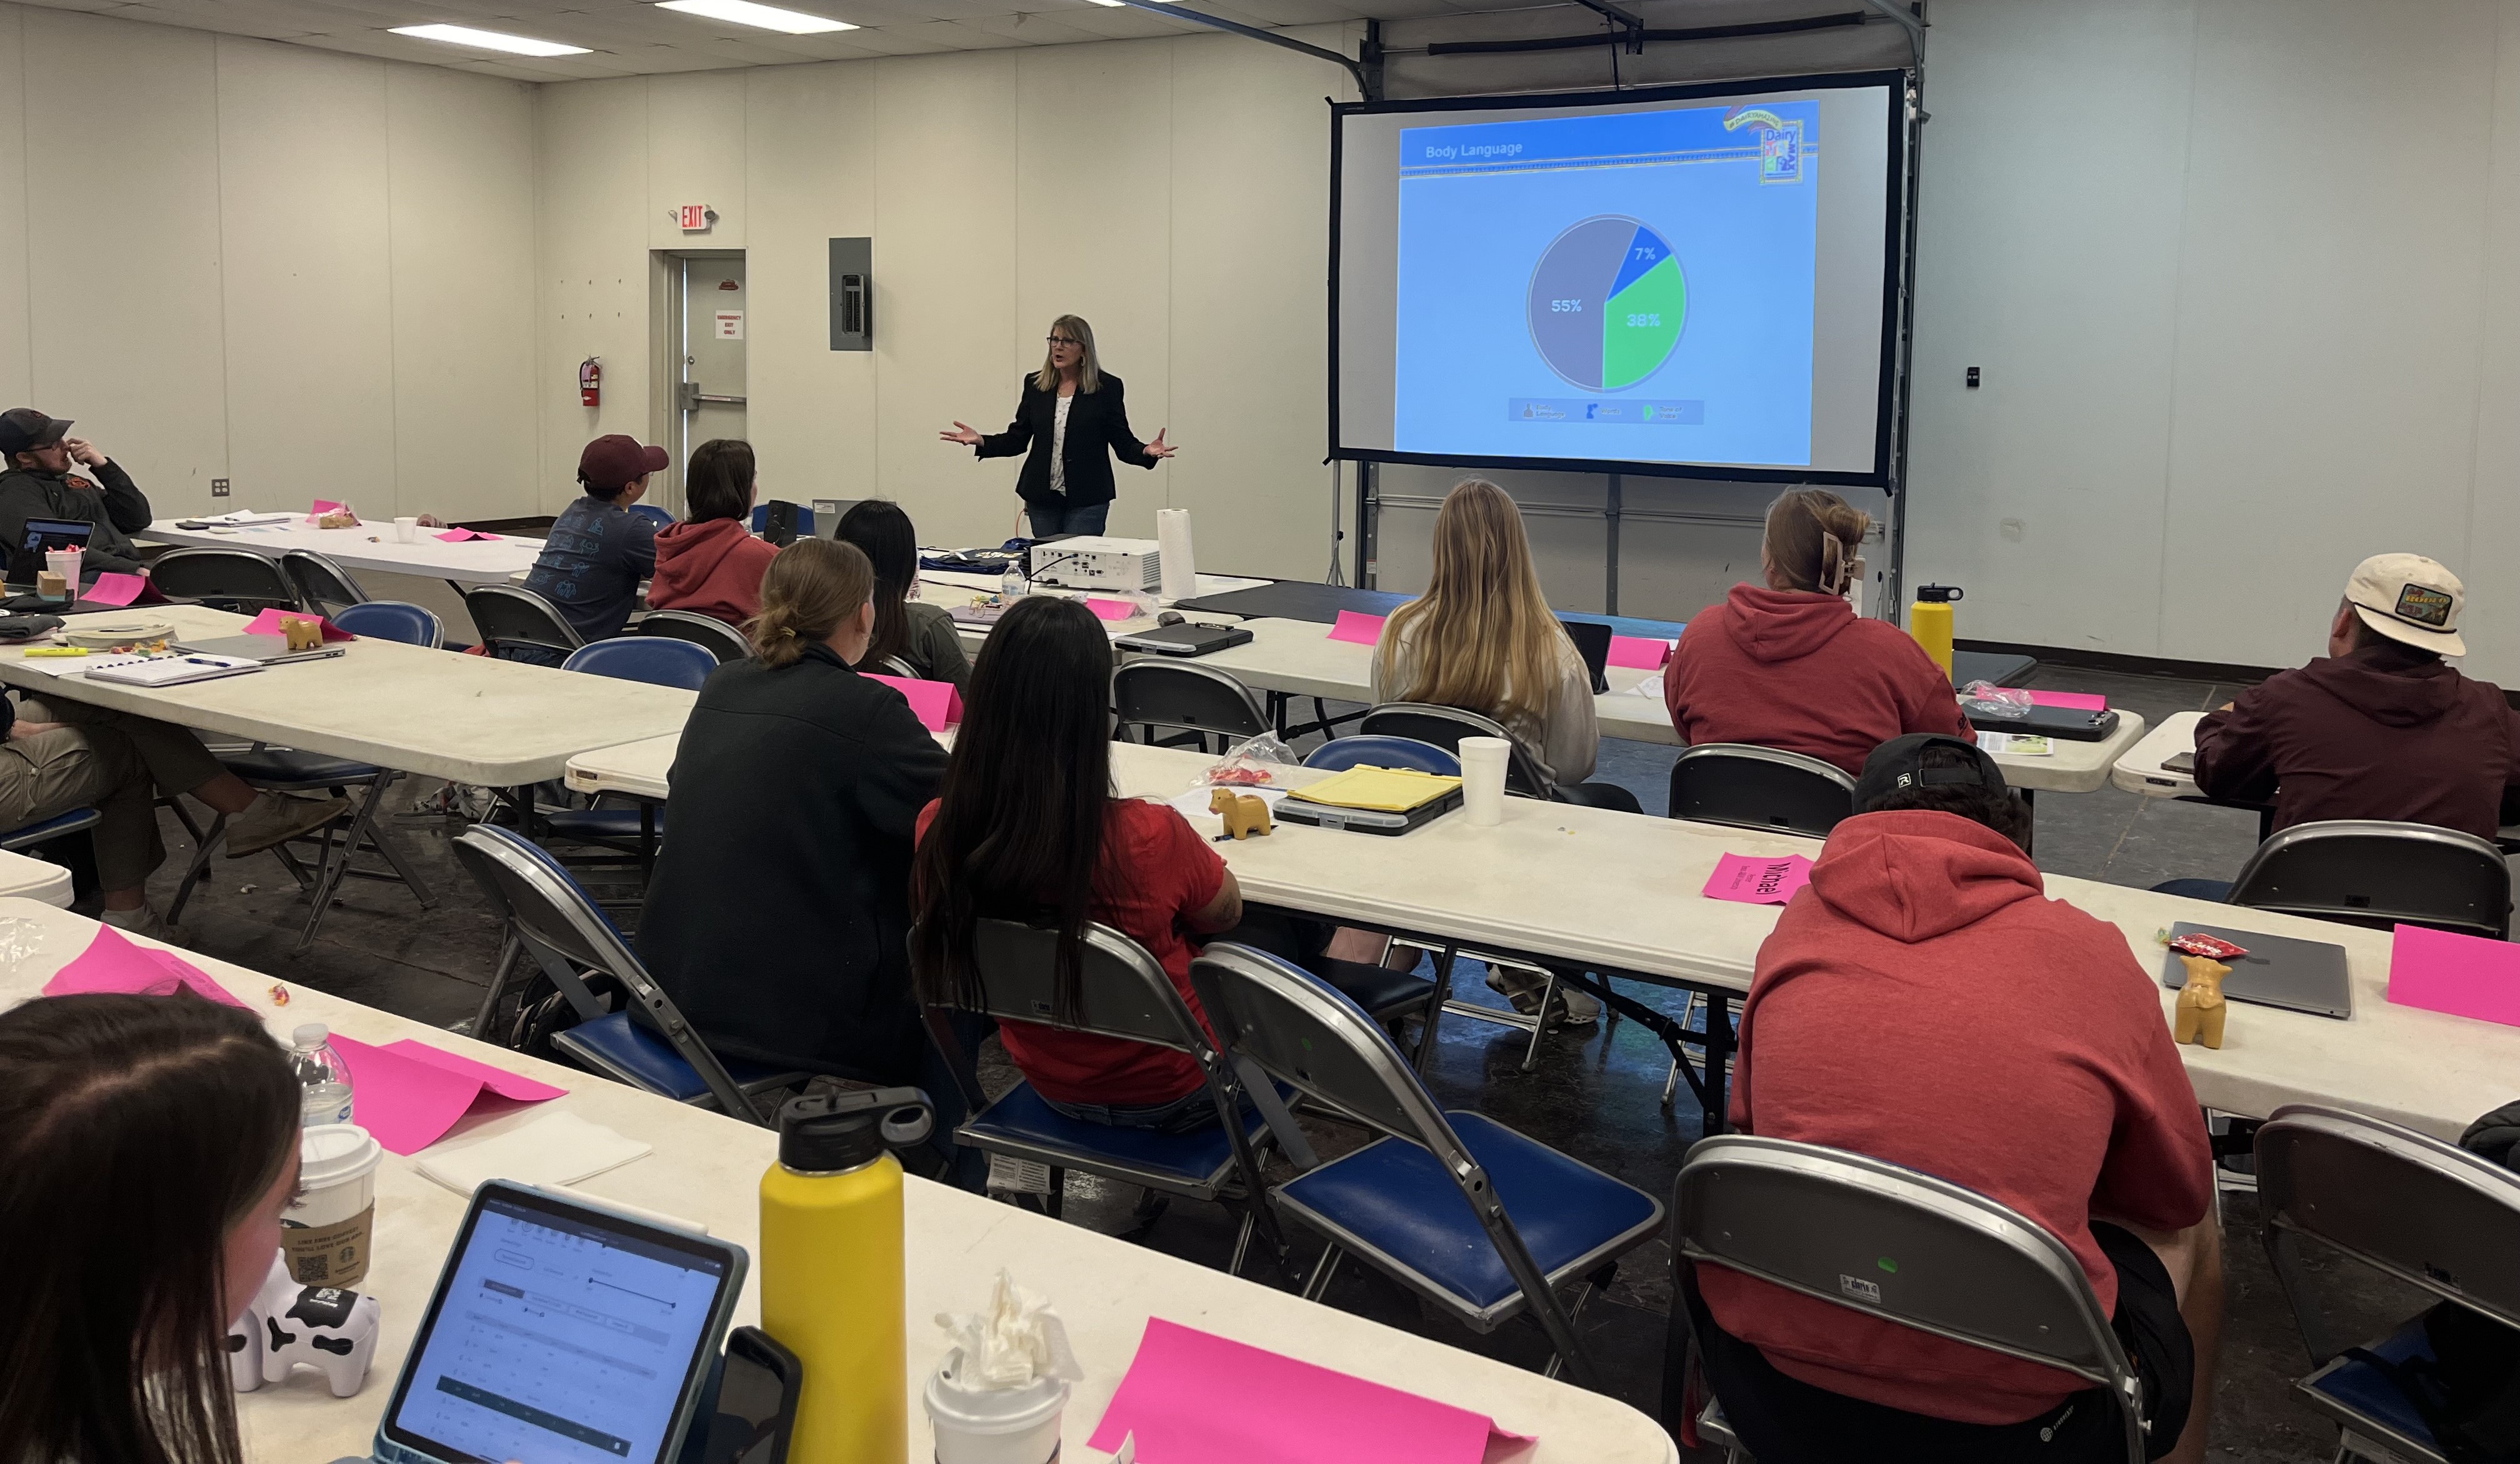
[226,1251,381,1397]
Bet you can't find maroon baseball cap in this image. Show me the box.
[578,434,669,492]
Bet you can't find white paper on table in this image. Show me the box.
[1976,730,2052,757]
[1166,785,1290,821]
[1631,672,1666,699]
[415,1110,652,1195]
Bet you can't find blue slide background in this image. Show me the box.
[1394,101,1821,466]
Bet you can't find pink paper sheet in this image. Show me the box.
[42,926,247,1007]
[1607,634,1671,670]
[329,1033,565,1155]
[1084,597,1138,622]
[86,571,146,608]
[1329,610,1386,646]
[436,529,502,543]
[1088,1318,1534,1464]
[1702,852,1815,906]
[2389,923,2520,1029]
[866,673,964,731]
[241,608,354,642]
[2026,689,2108,713]
[306,499,343,521]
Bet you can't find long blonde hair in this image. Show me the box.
[747,538,872,668]
[1762,487,1869,598]
[1032,314,1103,395]
[1376,479,1571,725]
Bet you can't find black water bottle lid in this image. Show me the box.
[1916,583,1964,604]
[777,1087,936,1173]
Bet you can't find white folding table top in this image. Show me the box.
[0,900,1676,1464]
[2114,708,2208,797]
[142,517,546,586]
[0,605,692,786]
[0,848,74,906]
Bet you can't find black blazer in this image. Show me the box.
[974,371,1158,508]
[632,642,949,1082]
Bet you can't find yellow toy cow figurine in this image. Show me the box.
[1209,788,1272,840]
[2174,955,2229,1050]
[278,616,327,653]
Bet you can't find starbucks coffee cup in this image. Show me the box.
[924,1348,1067,1464]
[281,1123,382,1288]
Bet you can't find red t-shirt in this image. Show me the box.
[916,797,1227,1108]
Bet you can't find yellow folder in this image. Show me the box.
[1285,765,1465,813]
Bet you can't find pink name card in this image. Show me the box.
[1084,596,1138,622]
[43,925,246,1007]
[1329,610,1386,646]
[1607,634,1672,670]
[329,1033,566,1155]
[2026,689,2108,713]
[1702,852,1815,906]
[436,528,502,542]
[86,571,146,608]
[866,673,963,731]
[241,608,354,641]
[2389,923,2520,1029]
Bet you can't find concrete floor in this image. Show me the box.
[123,658,2434,1462]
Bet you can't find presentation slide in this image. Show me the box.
[1335,77,1901,482]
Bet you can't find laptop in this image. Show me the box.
[1557,619,1612,694]
[20,516,92,559]
[1112,622,1252,657]
[2159,920,2354,1020]
[357,1180,746,1464]
[170,632,345,666]
[1966,704,2121,742]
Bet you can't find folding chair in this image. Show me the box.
[871,654,918,679]
[279,550,369,618]
[2228,820,2512,939]
[1301,735,1460,775]
[331,601,443,649]
[626,504,676,529]
[462,584,583,661]
[1671,1134,2150,1464]
[539,638,716,882]
[1112,661,1270,755]
[1358,701,1641,813]
[1190,942,1662,1386]
[452,824,802,1123]
[634,608,750,663]
[147,548,298,614]
[2,807,99,900]
[913,916,1294,1271]
[2258,1104,2520,1464]
[1667,744,1856,838]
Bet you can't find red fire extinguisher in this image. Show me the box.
[579,358,601,408]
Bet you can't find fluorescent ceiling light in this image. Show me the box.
[1084,1,1126,6]
[656,0,858,30]
[389,23,590,54]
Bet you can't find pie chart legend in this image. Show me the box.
[1526,216,1688,392]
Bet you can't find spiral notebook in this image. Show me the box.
[81,652,265,686]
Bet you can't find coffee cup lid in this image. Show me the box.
[299,1123,382,1186]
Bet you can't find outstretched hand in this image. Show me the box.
[939,421,982,447]
[1143,429,1177,461]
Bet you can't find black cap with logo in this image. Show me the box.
[0,409,70,459]
[1852,732,2011,815]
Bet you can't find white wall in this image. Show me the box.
[533,29,1359,574]
[0,4,536,522]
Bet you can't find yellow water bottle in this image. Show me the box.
[759,1087,935,1464]
[1910,583,1962,678]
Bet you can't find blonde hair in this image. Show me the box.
[747,538,872,668]
[1376,479,1571,726]
[1032,314,1103,395]
[1763,488,1870,598]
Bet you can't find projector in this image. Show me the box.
[1028,535,1161,593]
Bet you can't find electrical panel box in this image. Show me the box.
[829,238,872,352]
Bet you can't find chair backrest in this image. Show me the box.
[1358,703,1554,798]
[1112,662,1269,743]
[626,504,676,529]
[633,609,751,664]
[1668,743,1858,838]
[331,600,443,649]
[872,654,918,679]
[279,549,369,616]
[752,501,812,543]
[147,548,299,614]
[2228,818,2512,938]
[449,824,756,1119]
[2257,1103,2520,1331]
[564,636,718,690]
[463,584,585,656]
[1675,1134,2146,1462]
[1302,735,1461,776]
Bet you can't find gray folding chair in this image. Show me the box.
[1667,744,1856,838]
[1190,942,1663,1387]
[2258,1104,2520,1464]
[1358,700,1642,813]
[1112,661,1270,755]
[462,584,584,660]
[2228,820,2512,939]
[871,654,919,679]
[147,548,298,614]
[279,549,369,618]
[1671,1134,2149,1464]
[633,608,751,663]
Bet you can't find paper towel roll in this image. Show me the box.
[1157,508,1198,602]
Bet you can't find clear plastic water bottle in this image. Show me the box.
[1000,558,1028,604]
[289,1022,355,1127]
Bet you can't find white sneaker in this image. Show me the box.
[224,793,351,857]
[101,904,191,948]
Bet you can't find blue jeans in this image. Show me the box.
[1026,500,1108,538]
[1041,1086,1218,1133]
[2152,878,2233,902]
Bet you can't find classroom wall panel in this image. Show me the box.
[537,78,658,515]
[0,10,32,408]
[648,71,750,252]
[2457,1,2520,669]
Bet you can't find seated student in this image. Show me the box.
[520,434,667,649]
[911,594,1243,1131]
[0,992,302,1464]
[837,499,972,692]
[1664,487,1972,777]
[636,538,950,1097]
[1691,735,2220,1464]
[2194,554,2519,841]
[649,438,778,628]
[0,409,152,579]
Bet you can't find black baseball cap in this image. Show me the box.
[1852,733,2010,813]
[0,409,70,457]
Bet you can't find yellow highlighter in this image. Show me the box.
[22,646,88,658]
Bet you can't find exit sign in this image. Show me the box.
[678,204,711,231]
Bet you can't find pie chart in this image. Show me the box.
[1526,216,1688,392]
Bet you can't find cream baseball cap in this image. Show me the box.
[2346,553,2466,656]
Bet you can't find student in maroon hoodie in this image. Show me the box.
[648,438,780,628]
[1689,735,2220,1464]
[1664,488,1972,777]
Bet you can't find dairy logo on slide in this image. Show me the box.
[1525,215,1689,393]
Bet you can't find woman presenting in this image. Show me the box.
[940,314,1174,537]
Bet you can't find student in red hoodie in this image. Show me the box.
[1664,488,1972,776]
[648,438,779,628]
[1688,735,2220,1464]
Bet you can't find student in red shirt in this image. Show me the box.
[1689,735,2221,1464]
[911,594,1244,1131]
[1664,488,1972,776]
[648,438,779,627]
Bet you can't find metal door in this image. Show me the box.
[676,255,747,506]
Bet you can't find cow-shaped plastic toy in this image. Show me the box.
[226,1250,381,1397]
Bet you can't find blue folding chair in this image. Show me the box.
[914,916,1298,1273]
[0,807,99,850]
[1301,735,1461,776]
[1190,942,1664,1385]
[332,599,444,649]
[626,504,676,529]
[452,824,802,1123]
[562,636,716,690]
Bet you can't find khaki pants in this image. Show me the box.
[0,697,226,890]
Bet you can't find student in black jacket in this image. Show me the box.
[634,538,956,1127]
[0,409,152,579]
[938,314,1175,538]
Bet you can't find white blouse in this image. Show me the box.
[1048,393,1074,497]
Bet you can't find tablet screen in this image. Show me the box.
[382,1188,734,1464]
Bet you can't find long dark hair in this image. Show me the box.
[684,439,756,524]
[0,993,299,1464]
[912,594,1113,1021]
[836,500,919,670]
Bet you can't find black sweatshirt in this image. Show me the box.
[0,460,152,578]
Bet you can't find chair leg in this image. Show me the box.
[1044,1166,1066,1220]
[1301,1245,1344,1301]
[288,786,378,954]
[353,775,438,906]
[1522,970,1561,1071]
[1410,951,1451,1070]
[1227,1211,1257,1277]
[472,932,526,1040]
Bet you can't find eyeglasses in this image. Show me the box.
[1046,336,1081,347]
